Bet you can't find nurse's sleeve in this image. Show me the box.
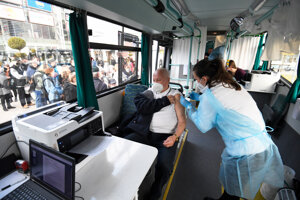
[187,93,217,133]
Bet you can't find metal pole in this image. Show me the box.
[226,31,233,61]
[196,36,201,61]
[186,36,193,95]
[255,4,278,25]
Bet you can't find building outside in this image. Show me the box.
[0,0,72,64]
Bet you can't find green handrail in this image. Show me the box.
[186,36,193,94]
[194,25,201,61]
[255,4,278,25]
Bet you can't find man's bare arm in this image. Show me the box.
[163,94,186,147]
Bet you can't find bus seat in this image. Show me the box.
[169,82,184,93]
[262,94,289,130]
[120,84,148,118]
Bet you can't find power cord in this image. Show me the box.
[0,140,29,159]
[75,182,84,200]
[75,182,81,192]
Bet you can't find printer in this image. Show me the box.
[12,102,105,165]
[245,70,280,93]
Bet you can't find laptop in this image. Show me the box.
[3,139,75,200]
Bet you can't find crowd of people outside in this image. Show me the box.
[0,49,138,112]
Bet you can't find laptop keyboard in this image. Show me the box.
[2,180,60,200]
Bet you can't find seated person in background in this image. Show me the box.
[227,60,246,82]
[124,68,186,200]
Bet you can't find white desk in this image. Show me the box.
[75,135,157,200]
[0,135,157,200]
[0,171,28,199]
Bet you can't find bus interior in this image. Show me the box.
[0,0,299,200]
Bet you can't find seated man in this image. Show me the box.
[124,68,186,200]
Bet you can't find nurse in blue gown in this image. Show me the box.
[180,58,284,200]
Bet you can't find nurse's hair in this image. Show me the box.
[193,59,241,91]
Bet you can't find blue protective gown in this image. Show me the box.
[186,88,284,199]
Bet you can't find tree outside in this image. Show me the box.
[7,37,27,59]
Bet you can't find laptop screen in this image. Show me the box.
[29,140,75,200]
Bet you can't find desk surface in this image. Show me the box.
[0,136,158,200]
[75,135,157,200]
[0,171,28,199]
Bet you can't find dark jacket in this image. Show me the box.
[234,68,247,82]
[10,65,26,87]
[124,90,171,135]
[63,81,77,102]
[93,78,107,93]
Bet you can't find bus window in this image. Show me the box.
[0,1,73,124]
[271,53,299,83]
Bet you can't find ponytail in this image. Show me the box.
[193,59,241,91]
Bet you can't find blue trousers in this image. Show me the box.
[125,132,178,200]
[35,90,47,108]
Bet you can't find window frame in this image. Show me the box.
[87,13,143,94]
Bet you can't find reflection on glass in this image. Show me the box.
[87,16,122,45]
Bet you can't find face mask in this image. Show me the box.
[152,82,164,94]
[197,82,207,93]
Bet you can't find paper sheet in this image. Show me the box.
[69,136,112,156]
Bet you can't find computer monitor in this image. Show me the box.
[29,139,75,200]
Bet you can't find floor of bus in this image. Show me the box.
[166,118,300,200]
[166,119,225,200]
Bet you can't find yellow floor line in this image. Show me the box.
[162,130,188,200]
[221,185,265,200]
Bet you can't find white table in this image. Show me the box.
[0,171,28,199]
[74,135,158,200]
[0,135,157,200]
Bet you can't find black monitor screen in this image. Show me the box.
[30,140,75,200]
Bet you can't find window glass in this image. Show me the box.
[152,40,158,78]
[157,46,165,68]
[0,1,72,124]
[271,53,299,83]
[89,49,140,93]
[123,27,141,47]
[87,16,122,45]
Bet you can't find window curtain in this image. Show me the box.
[261,61,268,71]
[285,58,300,103]
[229,36,260,71]
[141,33,149,86]
[253,35,264,70]
[69,11,99,110]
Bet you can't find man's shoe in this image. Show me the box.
[23,105,29,108]
[3,107,8,111]
[27,102,35,106]
[7,105,16,109]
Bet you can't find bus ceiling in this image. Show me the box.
[46,0,277,37]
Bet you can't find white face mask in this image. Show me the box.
[197,82,207,93]
[152,82,164,94]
